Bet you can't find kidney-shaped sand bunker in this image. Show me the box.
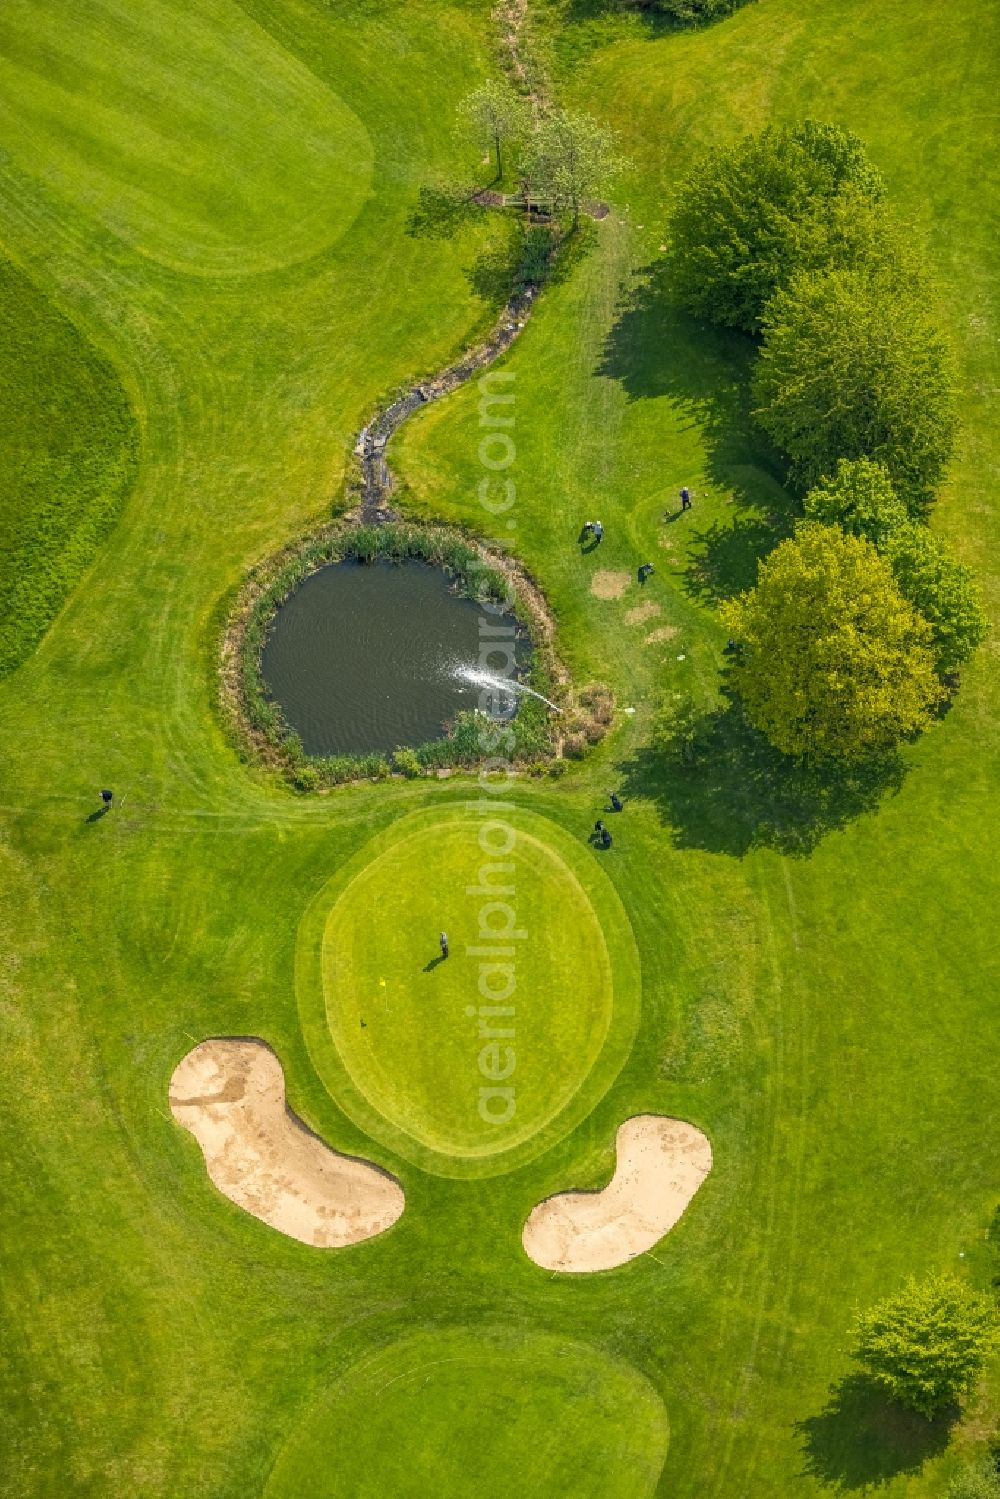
[523,1115,712,1273]
[170,1040,403,1248]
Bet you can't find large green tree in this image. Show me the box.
[753,267,958,503]
[668,120,886,331]
[801,461,986,675]
[885,522,987,674]
[852,1275,997,1417]
[522,108,623,228]
[458,79,528,182]
[720,522,942,761]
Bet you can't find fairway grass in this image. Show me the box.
[263,1327,670,1499]
[0,0,374,276]
[297,805,642,1175]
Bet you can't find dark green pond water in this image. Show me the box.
[260,559,531,757]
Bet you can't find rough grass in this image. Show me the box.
[0,0,997,1496]
[0,258,138,678]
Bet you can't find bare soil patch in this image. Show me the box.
[522,1115,712,1272]
[644,626,679,646]
[625,601,660,626]
[170,1039,404,1248]
[590,570,631,601]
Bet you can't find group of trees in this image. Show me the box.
[669,121,985,763]
[720,456,986,761]
[459,80,622,229]
[804,459,986,677]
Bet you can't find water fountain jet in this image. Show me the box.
[454,666,562,714]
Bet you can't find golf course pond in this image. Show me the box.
[260,558,532,756]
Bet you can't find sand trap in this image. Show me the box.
[644,625,679,646]
[522,1115,711,1273]
[625,601,661,625]
[591,570,631,600]
[170,1039,404,1248]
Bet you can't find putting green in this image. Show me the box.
[297,806,641,1177]
[263,1327,669,1499]
[0,0,373,276]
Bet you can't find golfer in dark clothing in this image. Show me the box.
[638,562,654,582]
[601,828,613,849]
[680,486,691,511]
[100,789,113,808]
[439,931,449,959]
[609,791,623,813]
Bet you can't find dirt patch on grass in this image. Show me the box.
[625,601,660,626]
[170,1039,404,1248]
[522,1115,711,1273]
[644,626,679,646]
[591,570,631,600]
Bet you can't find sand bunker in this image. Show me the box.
[522,1115,711,1273]
[591,570,631,600]
[170,1039,404,1248]
[625,601,661,626]
[644,625,679,646]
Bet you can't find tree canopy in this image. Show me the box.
[851,1275,997,1417]
[947,1461,1000,1499]
[522,108,623,227]
[801,460,986,676]
[720,522,942,762]
[668,121,886,331]
[802,458,911,545]
[885,522,987,674]
[458,79,528,182]
[753,267,958,503]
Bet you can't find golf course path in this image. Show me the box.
[522,1116,712,1272]
[170,1040,404,1248]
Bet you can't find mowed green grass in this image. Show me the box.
[0,258,137,676]
[297,806,640,1173]
[396,0,1000,1491]
[0,0,374,274]
[0,0,997,1497]
[263,1328,670,1499]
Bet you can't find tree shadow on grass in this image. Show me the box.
[618,692,908,857]
[559,0,695,37]
[684,512,796,604]
[597,260,795,596]
[407,184,482,240]
[465,241,521,306]
[795,1375,957,1491]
